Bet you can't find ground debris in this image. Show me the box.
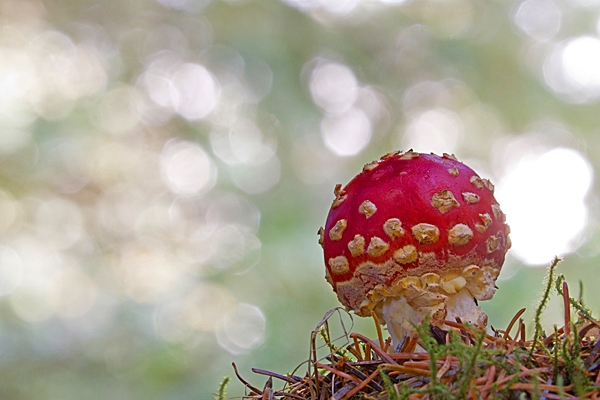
[235,258,600,399]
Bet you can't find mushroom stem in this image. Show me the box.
[381,288,488,348]
[446,287,488,328]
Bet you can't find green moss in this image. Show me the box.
[214,376,230,400]
[529,256,561,362]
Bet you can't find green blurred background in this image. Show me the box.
[0,0,600,398]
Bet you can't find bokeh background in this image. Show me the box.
[1,0,600,398]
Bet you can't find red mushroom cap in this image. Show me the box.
[320,151,510,317]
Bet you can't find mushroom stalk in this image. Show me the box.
[381,286,487,347]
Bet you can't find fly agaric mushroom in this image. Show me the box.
[319,151,510,345]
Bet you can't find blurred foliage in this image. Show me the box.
[1,0,600,399]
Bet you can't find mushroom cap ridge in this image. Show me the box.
[322,152,510,316]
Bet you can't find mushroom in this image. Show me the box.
[319,151,511,346]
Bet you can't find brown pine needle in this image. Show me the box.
[436,354,452,379]
[315,363,361,384]
[339,367,380,400]
[345,344,362,361]
[351,335,362,360]
[349,333,396,364]
[370,310,385,350]
[504,307,527,340]
[382,363,432,377]
[564,280,572,337]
